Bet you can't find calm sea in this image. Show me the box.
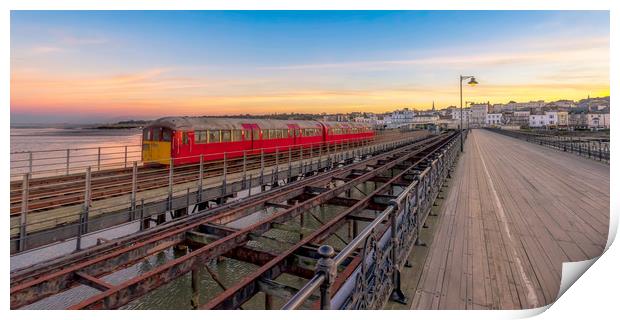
[10,127,142,153]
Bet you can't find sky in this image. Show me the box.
[10,11,609,123]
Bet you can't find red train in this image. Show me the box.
[142,117,374,165]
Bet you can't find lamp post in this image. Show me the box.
[460,75,478,152]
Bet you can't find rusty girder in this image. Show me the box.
[10,133,452,310]
[203,133,456,309]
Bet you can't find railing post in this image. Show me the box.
[242,150,247,187]
[97,147,101,171]
[222,152,228,196]
[198,154,204,202]
[66,149,70,175]
[260,149,264,185]
[316,245,336,310]
[139,198,146,231]
[275,147,280,180]
[599,141,603,161]
[168,158,174,211]
[318,142,323,169]
[298,145,303,175]
[131,161,137,219]
[288,147,292,179]
[248,174,253,197]
[388,200,407,304]
[28,151,33,175]
[77,166,91,251]
[19,173,30,252]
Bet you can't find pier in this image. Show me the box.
[9,129,609,310]
[386,129,609,310]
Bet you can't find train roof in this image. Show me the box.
[320,121,371,129]
[147,117,372,131]
[148,117,322,131]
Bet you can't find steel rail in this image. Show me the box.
[206,133,456,310]
[72,133,454,309]
[10,133,441,309]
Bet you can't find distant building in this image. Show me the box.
[529,112,547,128]
[569,112,588,129]
[390,108,415,126]
[450,108,471,128]
[470,103,489,127]
[556,111,570,128]
[587,112,610,129]
[511,110,531,127]
[413,114,439,124]
[486,113,502,126]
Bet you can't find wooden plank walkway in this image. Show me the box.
[402,129,609,310]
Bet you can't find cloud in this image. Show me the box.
[260,36,608,72]
[31,46,63,54]
[60,35,108,45]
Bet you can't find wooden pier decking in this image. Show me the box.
[388,129,609,310]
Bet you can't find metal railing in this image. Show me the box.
[486,128,610,163]
[282,132,460,310]
[9,130,409,181]
[10,132,431,255]
[11,144,143,180]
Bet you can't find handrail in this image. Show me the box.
[283,132,459,310]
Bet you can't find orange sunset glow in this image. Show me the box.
[10,11,609,123]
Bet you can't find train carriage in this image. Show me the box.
[142,116,374,166]
[322,121,374,145]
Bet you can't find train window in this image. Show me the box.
[278,129,285,139]
[254,129,260,140]
[244,130,251,140]
[162,129,172,142]
[153,128,161,141]
[232,130,242,142]
[208,130,220,143]
[182,132,189,145]
[195,130,207,144]
[221,130,232,142]
[143,129,152,141]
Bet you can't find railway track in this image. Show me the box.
[10,131,457,309]
[10,130,421,216]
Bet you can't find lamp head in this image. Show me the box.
[468,77,478,86]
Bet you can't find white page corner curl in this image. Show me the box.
[557,258,599,300]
